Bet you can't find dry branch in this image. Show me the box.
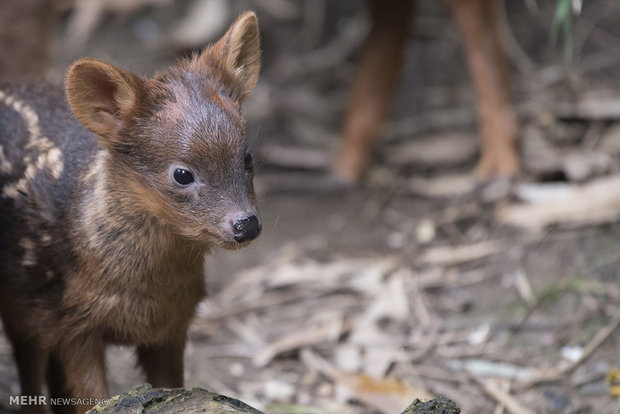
[472,378,535,414]
[418,241,505,266]
[497,175,620,231]
[519,312,620,389]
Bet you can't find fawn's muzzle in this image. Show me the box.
[232,215,261,242]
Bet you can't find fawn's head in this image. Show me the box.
[65,12,262,249]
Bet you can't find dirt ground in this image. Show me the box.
[1,0,620,413]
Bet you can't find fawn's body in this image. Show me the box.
[334,0,519,183]
[0,12,261,414]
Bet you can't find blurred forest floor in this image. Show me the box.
[1,0,620,413]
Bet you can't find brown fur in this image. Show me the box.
[334,0,519,183]
[0,12,261,414]
[0,0,59,80]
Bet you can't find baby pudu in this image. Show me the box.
[0,12,261,414]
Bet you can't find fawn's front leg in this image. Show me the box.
[445,0,519,179]
[136,338,186,388]
[5,333,48,414]
[58,337,108,414]
[47,351,75,414]
[0,304,48,414]
[333,0,412,184]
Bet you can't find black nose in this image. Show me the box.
[232,215,261,242]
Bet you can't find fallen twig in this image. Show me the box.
[418,241,505,266]
[519,312,620,389]
[253,319,351,367]
[471,377,535,414]
[497,175,620,231]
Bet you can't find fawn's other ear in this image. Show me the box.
[207,11,261,102]
[65,58,145,141]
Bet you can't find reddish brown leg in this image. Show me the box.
[47,351,76,414]
[333,0,413,184]
[136,338,185,388]
[6,335,48,414]
[444,0,519,178]
[58,337,108,414]
[1,307,48,414]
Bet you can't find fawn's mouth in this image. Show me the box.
[194,228,259,250]
[209,234,258,250]
[220,239,254,250]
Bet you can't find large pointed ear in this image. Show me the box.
[207,12,261,102]
[65,58,145,141]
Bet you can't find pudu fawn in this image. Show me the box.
[0,11,261,414]
[334,0,519,183]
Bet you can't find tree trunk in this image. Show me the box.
[86,384,460,414]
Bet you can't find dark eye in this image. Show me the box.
[244,153,253,172]
[173,168,194,186]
